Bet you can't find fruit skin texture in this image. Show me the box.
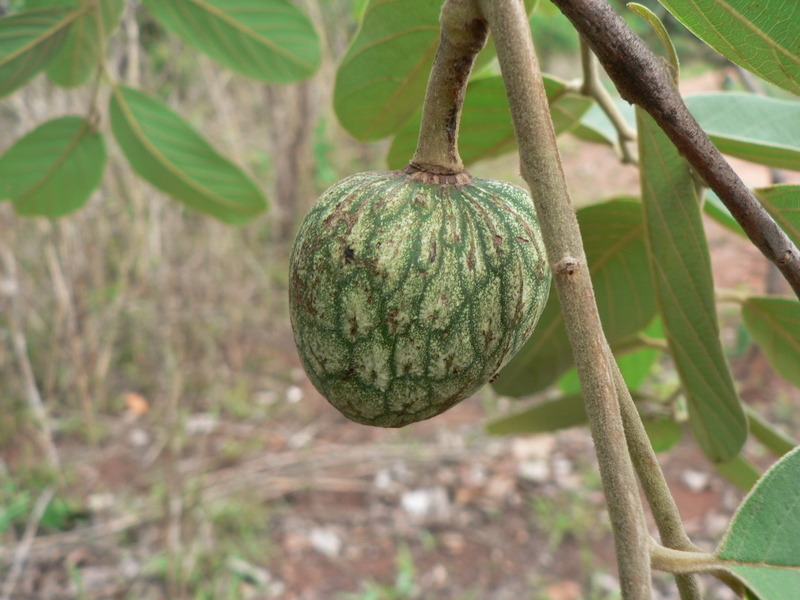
[289,168,551,427]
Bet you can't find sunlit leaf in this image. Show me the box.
[716,446,800,598]
[109,86,267,225]
[754,184,800,247]
[686,94,800,171]
[386,75,592,169]
[494,199,657,397]
[0,8,72,98]
[741,296,800,389]
[656,0,800,95]
[0,116,105,216]
[46,0,124,87]
[141,0,320,83]
[638,108,747,463]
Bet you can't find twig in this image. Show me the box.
[0,487,55,600]
[549,0,800,301]
[476,0,652,597]
[577,37,638,164]
[0,243,63,479]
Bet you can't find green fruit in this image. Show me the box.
[289,166,551,427]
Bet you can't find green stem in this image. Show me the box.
[650,545,723,574]
[476,1,651,597]
[652,544,748,595]
[411,0,488,174]
[746,405,798,456]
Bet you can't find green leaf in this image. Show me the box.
[715,454,761,491]
[571,121,614,146]
[23,1,78,11]
[656,0,800,96]
[685,94,800,171]
[703,189,746,237]
[0,116,105,216]
[754,184,800,247]
[334,0,535,142]
[109,86,267,225]
[0,8,72,98]
[638,108,747,463]
[571,100,636,147]
[141,0,320,83]
[46,0,124,88]
[488,392,681,454]
[627,3,679,77]
[333,0,444,141]
[716,446,800,598]
[386,75,592,169]
[559,318,663,394]
[746,405,797,457]
[494,199,657,397]
[643,417,682,453]
[486,393,587,435]
[726,568,800,600]
[741,296,800,388]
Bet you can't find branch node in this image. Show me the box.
[554,256,581,276]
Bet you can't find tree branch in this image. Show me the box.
[478,0,652,597]
[550,0,800,301]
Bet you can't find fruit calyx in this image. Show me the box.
[402,162,472,185]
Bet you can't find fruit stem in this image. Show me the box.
[410,0,488,175]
